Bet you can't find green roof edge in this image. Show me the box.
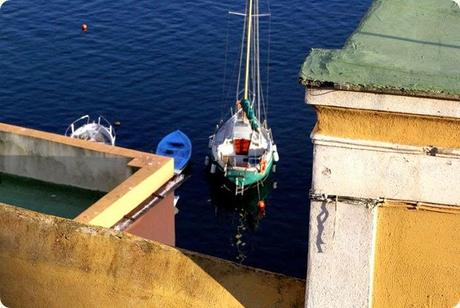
[298,0,460,100]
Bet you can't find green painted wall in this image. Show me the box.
[0,173,104,219]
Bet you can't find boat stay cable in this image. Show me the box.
[243,0,254,100]
[235,3,248,103]
[221,12,231,121]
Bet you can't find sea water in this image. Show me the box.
[0,0,372,277]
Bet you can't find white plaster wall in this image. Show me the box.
[306,89,460,118]
[311,138,460,206]
[0,132,132,192]
[305,89,460,307]
[305,200,375,308]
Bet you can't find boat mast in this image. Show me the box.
[243,0,253,100]
[255,0,261,121]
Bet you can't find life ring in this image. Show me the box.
[259,159,267,173]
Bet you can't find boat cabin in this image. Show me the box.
[215,111,268,170]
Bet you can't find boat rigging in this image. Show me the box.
[208,0,279,195]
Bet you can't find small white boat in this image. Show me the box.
[65,115,116,146]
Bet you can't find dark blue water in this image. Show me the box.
[0,0,371,278]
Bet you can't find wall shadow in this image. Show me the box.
[316,201,329,253]
[184,248,306,307]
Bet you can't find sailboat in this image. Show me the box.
[208,0,279,195]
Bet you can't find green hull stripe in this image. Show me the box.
[224,157,274,187]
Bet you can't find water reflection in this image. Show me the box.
[207,175,274,263]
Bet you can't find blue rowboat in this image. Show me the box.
[156,130,192,174]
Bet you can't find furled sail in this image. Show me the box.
[241,99,259,131]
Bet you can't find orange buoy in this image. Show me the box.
[81,23,88,32]
[257,200,266,210]
[257,200,266,218]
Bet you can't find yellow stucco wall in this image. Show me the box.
[315,106,460,148]
[0,205,305,308]
[372,203,460,307]
[76,161,174,228]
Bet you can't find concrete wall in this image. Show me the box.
[0,123,175,233]
[0,130,132,192]
[305,88,460,307]
[312,136,460,206]
[0,204,305,308]
[306,200,375,308]
[125,192,176,246]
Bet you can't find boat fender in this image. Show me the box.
[259,159,267,173]
[210,163,216,174]
[204,155,209,166]
[273,144,279,162]
[273,151,279,163]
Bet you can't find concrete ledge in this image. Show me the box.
[75,161,174,227]
[0,122,174,228]
[306,89,460,119]
[312,134,460,158]
[0,122,158,162]
[0,205,305,308]
[0,122,172,191]
[311,138,460,206]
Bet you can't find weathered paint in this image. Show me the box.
[372,203,460,307]
[0,122,160,163]
[305,200,375,308]
[0,129,132,192]
[315,106,460,148]
[311,135,460,206]
[0,121,171,193]
[305,88,460,306]
[306,88,460,119]
[0,205,305,308]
